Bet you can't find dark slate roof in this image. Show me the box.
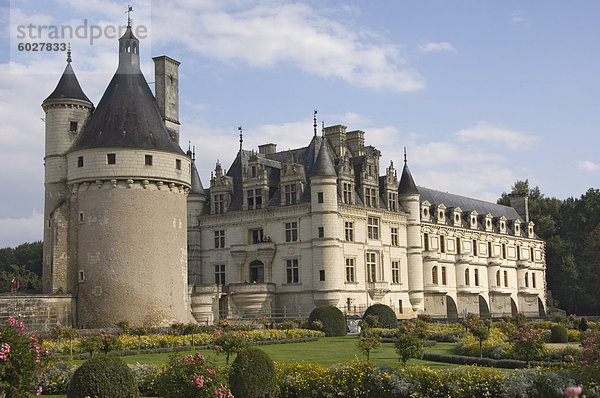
[398,163,419,195]
[69,66,184,154]
[45,63,91,103]
[312,137,337,177]
[190,161,205,195]
[418,186,522,220]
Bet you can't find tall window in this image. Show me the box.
[367,252,377,282]
[343,183,353,204]
[176,159,182,170]
[488,242,493,257]
[423,233,429,251]
[214,264,225,285]
[286,259,299,284]
[214,230,225,248]
[456,237,461,254]
[391,227,399,246]
[214,194,225,214]
[392,261,400,284]
[318,227,324,238]
[285,222,298,242]
[524,272,529,287]
[317,192,323,203]
[464,268,470,286]
[474,268,479,286]
[441,266,447,285]
[367,217,379,240]
[250,228,264,244]
[432,266,438,284]
[530,247,535,261]
[107,153,116,164]
[345,258,355,282]
[365,188,377,207]
[532,273,536,288]
[78,156,84,167]
[388,192,397,211]
[496,270,501,286]
[517,245,521,260]
[284,184,297,205]
[440,235,446,253]
[472,239,478,256]
[504,270,508,287]
[502,243,507,259]
[344,221,354,241]
[145,154,153,166]
[247,189,262,210]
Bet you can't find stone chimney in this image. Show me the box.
[323,125,346,160]
[509,195,529,223]
[258,143,277,155]
[347,130,365,157]
[153,55,180,143]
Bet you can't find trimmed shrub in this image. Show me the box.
[308,305,347,337]
[229,348,277,398]
[550,324,569,343]
[363,304,398,329]
[66,354,139,398]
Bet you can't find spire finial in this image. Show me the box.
[238,126,243,152]
[66,42,72,63]
[321,121,324,136]
[193,145,196,161]
[403,147,407,164]
[313,110,317,137]
[126,5,133,28]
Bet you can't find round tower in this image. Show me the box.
[398,155,424,313]
[41,49,93,294]
[66,22,192,327]
[310,137,341,307]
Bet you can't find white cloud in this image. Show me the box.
[454,122,540,150]
[0,211,43,248]
[150,1,424,92]
[418,42,457,53]
[576,160,600,172]
[511,10,525,24]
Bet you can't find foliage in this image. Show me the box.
[212,331,250,364]
[510,324,548,363]
[397,319,428,340]
[307,305,347,337]
[394,334,423,365]
[461,314,491,358]
[0,241,43,277]
[155,352,232,398]
[579,329,600,366]
[0,317,49,398]
[50,324,78,360]
[359,314,380,329]
[550,324,569,343]
[229,348,277,398]
[363,304,398,329]
[0,264,41,294]
[66,354,139,398]
[37,362,77,394]
[116,319,130,334]
[356,333,381,361]
[128,363,165,396]
[456,327,510,359]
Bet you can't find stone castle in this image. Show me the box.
[41,21,547,328]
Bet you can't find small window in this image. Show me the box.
[176,159,182,170]
[423,208,429,217]
[319,270,325,281]
[440,235,446,253]
[346,258,356,282]
[78,270,85,282]
[441,266,447,285]
[530,247,535,261]
[432,266,438,284]
[472,239,477,256]
[474,268,479,286]
[77,156,84,167]
[344,221,354,241]
[78,212,84,223]
[398,299,403,313]
[317,192,324,203]
[502,243,507,259]
[532,273,536,288]
[318,227,324,238]
[456,237,461,254]
[145,155,153,166]
[391,261,400,284]
[70,121,78,131]
[423,233,429,251]
[488,242,493,257]
[524,272,529,288]
[465,268,470,286]
[107,153,116,164]
[504,270,509,287]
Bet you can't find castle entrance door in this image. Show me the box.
[249,260,265,283]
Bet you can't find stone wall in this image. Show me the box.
[0,295,75,332]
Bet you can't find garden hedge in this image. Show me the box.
[363,304,398,329]
[66,354,139,398]
[308,305,347,337]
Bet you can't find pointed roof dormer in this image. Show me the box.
[398,151,418,195]
[44,47,91,103]
[69,16,183,155]
[312,138,336,177]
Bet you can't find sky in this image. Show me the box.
[0,0,599,248]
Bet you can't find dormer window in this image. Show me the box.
[284,183,297,205]
[436,204,446,224]
[498,216,507,233]
[452,208,462,227]
[251,166,257,177]
[342,182,353,204]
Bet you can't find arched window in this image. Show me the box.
[496,270,501,286]
[432,266,438,285]
[464,268,470,286]
[524,272,529,287]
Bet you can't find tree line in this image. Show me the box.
[0,241,42,293]
[499,181,600,315]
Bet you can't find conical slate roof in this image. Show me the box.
[190,161,205,195]
[312,138,336,177]
[398,162,419,195]
[69,26,183,155]
[45,62,91,103]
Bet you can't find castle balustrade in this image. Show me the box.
[366,281,390,300]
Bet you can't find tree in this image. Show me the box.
[0,264,41,294]
[356,333,380,361]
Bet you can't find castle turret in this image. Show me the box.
[41,49,93,293]
[65,21,191,327]
[398,155,424,313]
[187,155,206,284]
[310,137,341,307]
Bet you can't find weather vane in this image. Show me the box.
[126,5,133,27]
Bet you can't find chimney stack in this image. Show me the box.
[153,55,180,143]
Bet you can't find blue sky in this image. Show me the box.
[0,0,599,247]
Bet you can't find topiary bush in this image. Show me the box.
[550,325,569,343]
[363,304,398,329]
[308,305,347,337]
[66,354,139,398]
[229,348,277,398]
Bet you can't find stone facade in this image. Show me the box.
[0,296,74,332]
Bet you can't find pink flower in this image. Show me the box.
[36,386,43,396]
[565,386,582,397]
